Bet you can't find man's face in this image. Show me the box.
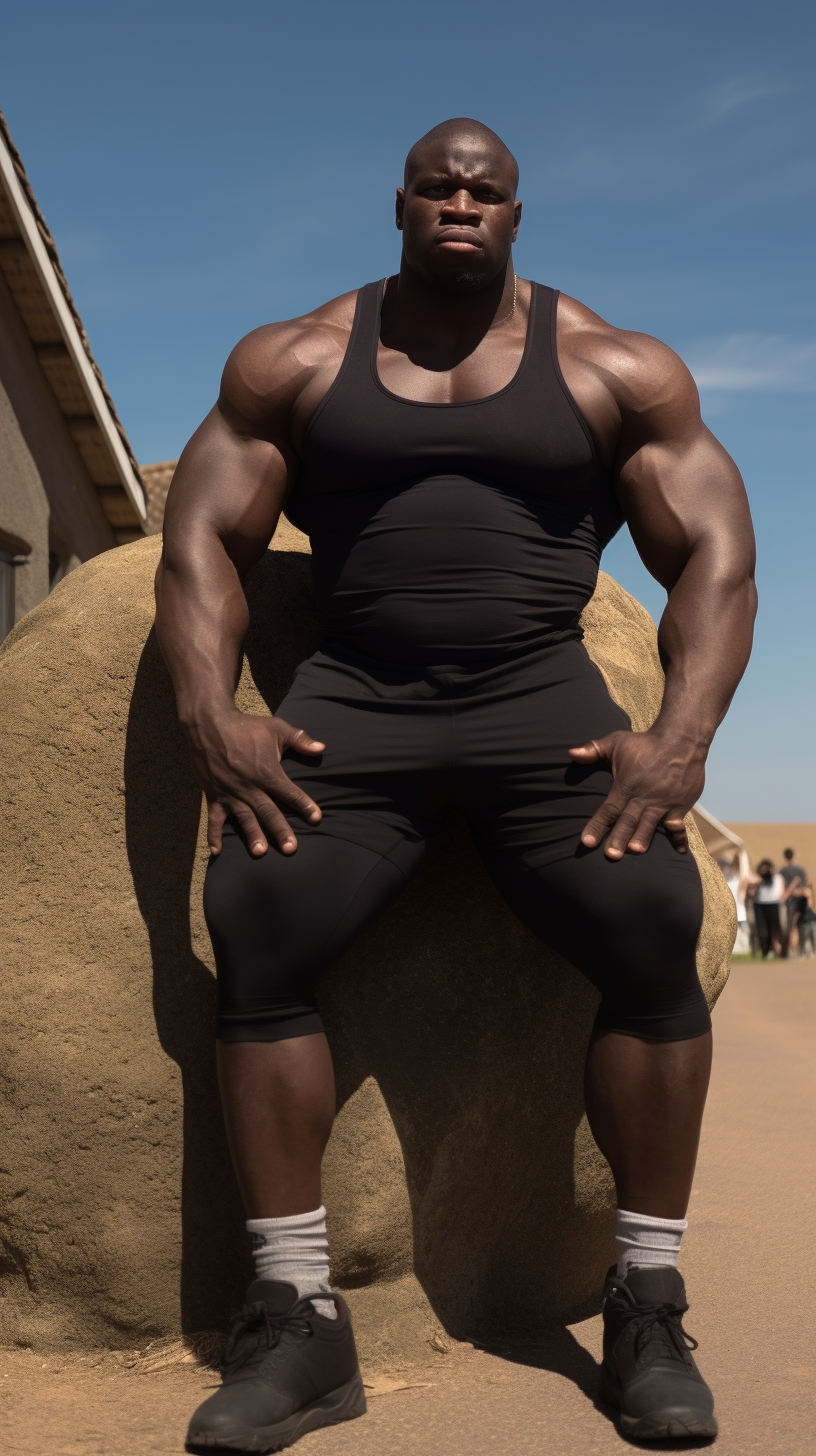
[396,140,521,293]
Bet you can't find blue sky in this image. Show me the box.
[1,1,813,820]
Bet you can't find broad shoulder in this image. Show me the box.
[220,287,361,422]
[555,291,698,417]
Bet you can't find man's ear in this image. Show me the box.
[395,188,405,231]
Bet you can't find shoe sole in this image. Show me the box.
[603,1368,718,1442]
[186,1373,367,1453]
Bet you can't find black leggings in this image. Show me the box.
[204,641,709,1045]
[753,902,782,957]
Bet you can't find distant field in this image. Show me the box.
[727,823,816,875]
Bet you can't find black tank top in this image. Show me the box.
[285,279,623,668]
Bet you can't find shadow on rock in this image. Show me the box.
[124,628,251,1334]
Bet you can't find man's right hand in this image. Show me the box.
[185,711,326,857]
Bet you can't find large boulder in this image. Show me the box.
[0,530,734,1363]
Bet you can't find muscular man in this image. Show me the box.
[156,119,756,1450]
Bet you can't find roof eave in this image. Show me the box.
[0,120,146,531]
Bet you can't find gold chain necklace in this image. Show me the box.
[498,272,517,327]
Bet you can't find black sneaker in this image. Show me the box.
[186,1280,366,1453]
[602,1265,717,1441]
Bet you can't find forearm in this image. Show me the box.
[653,545,757,751]
[580,374,756,852]
[154,534,249,732]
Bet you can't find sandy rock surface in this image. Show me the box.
[0,529,734,1363]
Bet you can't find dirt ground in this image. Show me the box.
[2,961,813,1456]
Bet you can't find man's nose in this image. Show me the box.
[440,189,480,221]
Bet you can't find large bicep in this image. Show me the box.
[162,406,291,574]
[613,354,755,590]
[162,325,303,574]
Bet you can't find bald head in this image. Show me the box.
[405,118,519,195]
[396,118,521,295]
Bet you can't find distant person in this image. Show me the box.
[779,846,808,953]
[796,886,816,958]
[749,860,786,957]
[720,855,750,954]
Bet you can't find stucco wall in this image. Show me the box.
[0,268,115,625]
[0,375,49,616]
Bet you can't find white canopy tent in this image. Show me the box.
[691,805,751,880]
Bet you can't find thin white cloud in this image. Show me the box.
[685,334,816,393]
[696,74,786,129]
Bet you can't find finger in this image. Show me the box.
[263,766,323,825]
[663,812,689,854]
[568,737,606,762]
[627,807,665,854]
[282,723,326,755]
[207,801,227,856]
[569,731,623,764]
[228,803,272,857]
[603,806,643,859]
[581,793,627,848]
[249,797,302,855]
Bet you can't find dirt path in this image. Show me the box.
[2,963,813,1455]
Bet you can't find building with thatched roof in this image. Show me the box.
[0,109,146,640]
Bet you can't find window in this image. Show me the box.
[0,549,15,644]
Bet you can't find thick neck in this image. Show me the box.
[380,256,517,372]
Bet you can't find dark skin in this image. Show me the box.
[155,120,756,1222]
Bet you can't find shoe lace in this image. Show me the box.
[221,1300,314,1373]
[620,1298,699,1362]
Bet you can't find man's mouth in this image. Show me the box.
[435,229,482,252]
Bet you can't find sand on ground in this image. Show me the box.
[1,961,813,1456]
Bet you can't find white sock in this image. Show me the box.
[616,1207,687,1277]
[246,1206,337,1319]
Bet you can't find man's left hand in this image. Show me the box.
[568,728,706,859]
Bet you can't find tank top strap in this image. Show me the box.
[528,280,599,461]
[340,279,383,386]
[524,281,558,382]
